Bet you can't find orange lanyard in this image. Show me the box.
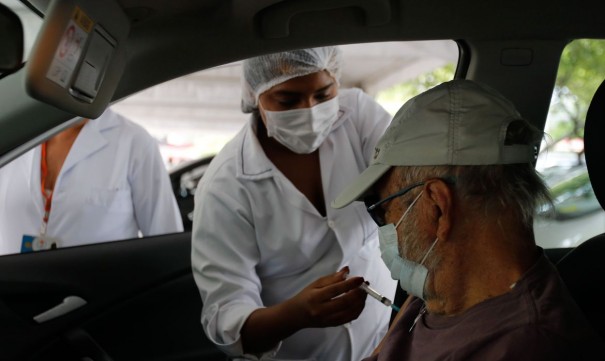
[40,142,53,234]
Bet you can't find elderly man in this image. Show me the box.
[332,79,603,360]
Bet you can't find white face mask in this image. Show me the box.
[262,96,339,154]
[378,191,438,300]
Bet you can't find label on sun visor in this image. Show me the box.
[46,6,94,88]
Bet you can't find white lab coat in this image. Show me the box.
[192,88,397,361]
[0,109,183,255]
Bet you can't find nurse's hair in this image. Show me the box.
[240,46,342,113]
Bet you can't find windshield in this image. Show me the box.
[4,0,43,62]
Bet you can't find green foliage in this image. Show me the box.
[547,39,605,141]
[376,63,455,105]
[376,40,605,148]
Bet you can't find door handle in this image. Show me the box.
[33,295,87,323]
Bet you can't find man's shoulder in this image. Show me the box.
[472,323,592,361]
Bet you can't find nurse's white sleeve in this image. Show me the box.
[353,89,393,164]
[128,125,184,235]
[191,170,280,358]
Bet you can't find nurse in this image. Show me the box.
[191,47,397,360]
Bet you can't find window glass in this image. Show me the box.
[4,0,43,61]
[534,39,605,249]
[375,62,456,115]
[112,40,458,232]
[0,36,458,256]
[113,41,459,169]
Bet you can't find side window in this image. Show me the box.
[115,40,459,232]
[116,41,459,169]
[375,62,456,115]
[0,39,458,256]
[534,39,605,249]
[4,0,43,61]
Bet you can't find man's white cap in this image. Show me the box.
[332,79,536,209]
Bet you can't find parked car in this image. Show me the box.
[169,155,215,231]
[535,164,605,248]
[1,0,605,360]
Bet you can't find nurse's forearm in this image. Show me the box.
[240,268,361,355]
[241,300,303,355]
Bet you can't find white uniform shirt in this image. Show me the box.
[192,88,397,361]
[0,109,183,255]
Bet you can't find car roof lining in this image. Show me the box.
[2,0,604,164]
[114,0,601,97]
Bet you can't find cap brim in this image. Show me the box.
[331,163,391,209]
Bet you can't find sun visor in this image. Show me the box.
[25,0,129,119]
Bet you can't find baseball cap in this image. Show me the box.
[332,79,536,209]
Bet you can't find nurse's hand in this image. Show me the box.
[240,266,367,354]
[288,266,368,328]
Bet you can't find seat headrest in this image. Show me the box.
[584,79,605,210]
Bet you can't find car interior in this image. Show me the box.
[0,0,604,360]
[556,78,605,342]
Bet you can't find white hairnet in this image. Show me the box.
[241,46,343,113]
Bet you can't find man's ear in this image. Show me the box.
[424,179,454,241]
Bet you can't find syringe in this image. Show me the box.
[359,281,400,312]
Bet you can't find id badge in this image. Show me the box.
[21,234,61,253]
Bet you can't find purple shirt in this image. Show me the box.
[364,251,603,360]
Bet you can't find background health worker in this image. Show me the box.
[0,108,184,255]
[191,46,397,360]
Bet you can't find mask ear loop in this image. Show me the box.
[420,237,439,266]
[395,190,424,229]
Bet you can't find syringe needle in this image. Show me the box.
[359,281,399,312]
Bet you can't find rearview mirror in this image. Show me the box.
[0,2,24,72]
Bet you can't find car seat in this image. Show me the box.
[555,78,605,341]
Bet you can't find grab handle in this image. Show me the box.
[34,295,87,323]
[261,0,391,38]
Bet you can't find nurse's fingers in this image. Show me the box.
[314,285,368,327]
[318,275,365,301]
[311,266,350,288]
[291,278,368,328]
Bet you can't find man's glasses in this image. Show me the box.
[363,177,456,227]
[363,181,425,227]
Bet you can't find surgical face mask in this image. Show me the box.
[262,96,339,154]
[378,191,438,300]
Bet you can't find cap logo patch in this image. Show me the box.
[373,147,381,160]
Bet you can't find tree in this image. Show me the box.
[376,63,455,113]
[545,39,605,161]
[377,40,605,165]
